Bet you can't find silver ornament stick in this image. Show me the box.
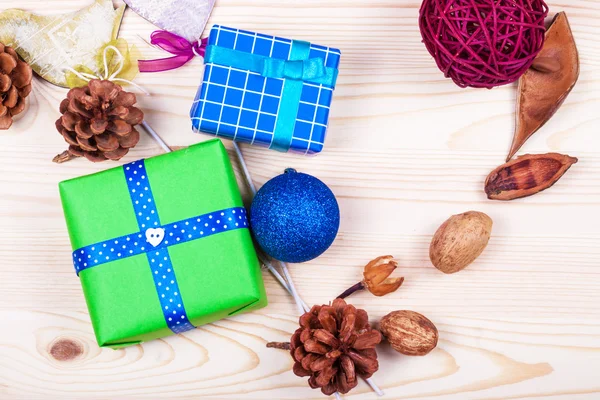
[232,142,308,315]
[141,121,171,153]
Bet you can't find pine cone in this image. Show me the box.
[55,79,143,162]
[290,298,381,395]
[0,43,33,129]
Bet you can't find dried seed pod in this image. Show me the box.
[430,211,493,274]
[507,12,579,161]
[485,153,578,201]
[337,256,404,299]
[363,256,404,296]
[380,311,438,356]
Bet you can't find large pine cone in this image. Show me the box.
[55,79,143,162]
[290,298,381,395]
[0,43,33,129]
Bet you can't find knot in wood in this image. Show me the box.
[49,338,84,362]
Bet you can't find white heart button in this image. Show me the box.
[146,228,165,247]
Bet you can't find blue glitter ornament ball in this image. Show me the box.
[250,168,340,263]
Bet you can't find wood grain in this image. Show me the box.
[1,0,600,399]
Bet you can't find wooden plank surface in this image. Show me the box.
[1,0,600,399]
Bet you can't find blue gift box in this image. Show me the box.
[190,25,341,155]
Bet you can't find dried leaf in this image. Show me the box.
[508,13,579,161]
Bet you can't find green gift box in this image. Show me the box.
[59,139,267,348]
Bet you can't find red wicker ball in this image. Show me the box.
[419,0,548,89]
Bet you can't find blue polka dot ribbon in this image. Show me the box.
[72,159,249,334]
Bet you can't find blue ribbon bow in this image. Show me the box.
[262,57,326,81]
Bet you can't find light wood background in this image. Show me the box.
[1,0,599,399]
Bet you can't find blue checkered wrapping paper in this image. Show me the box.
[190,25,341,155]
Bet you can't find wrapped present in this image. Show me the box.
[59,139,267,348]
[190,25,341,155]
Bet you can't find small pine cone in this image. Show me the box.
[55,79,143,162]
[290,298,382,396]
[0,43,33,129]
